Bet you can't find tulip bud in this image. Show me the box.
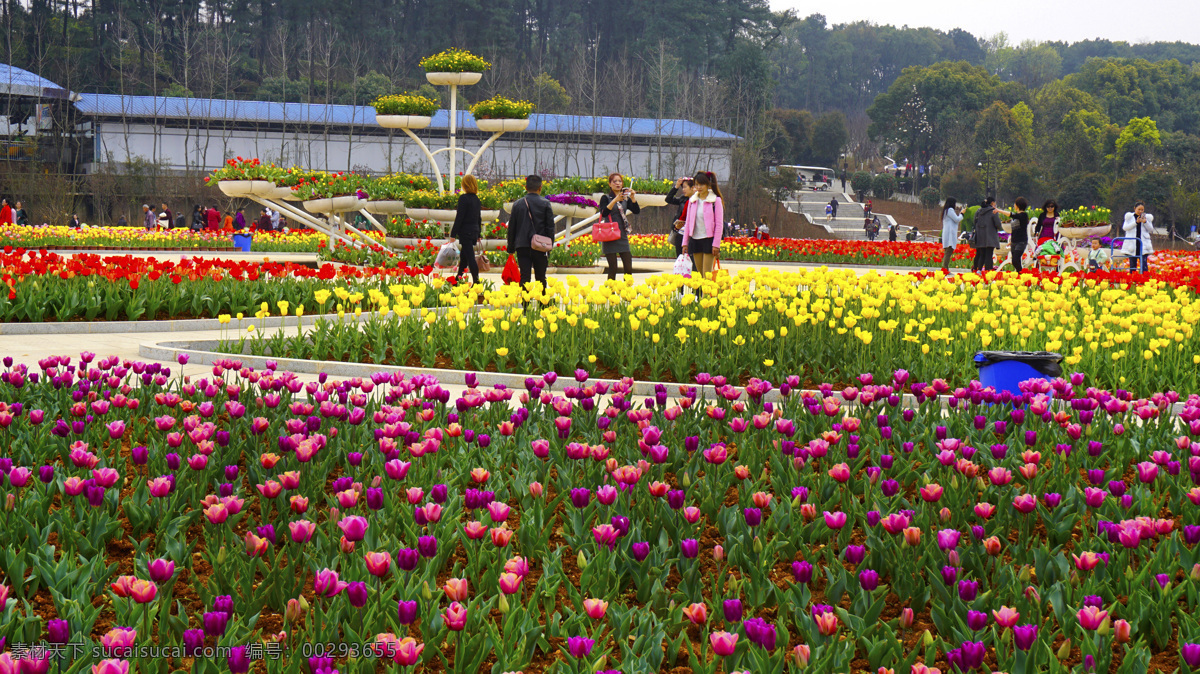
[681,472,691,488]
[4,493,13,511]
[753,536,763,554]
[922,629,934,646]
[793,644,811,669]
[498,593,510,614]
[298,596,310,612]
[1098,617,1111,635]
[1056,639,1071,660]
[713,545,724,561]
[421,581,432,601]
[216,546,227,565]
[939,507,951,522]
[1019,565,1032,582]
[285,598,304,622]
[1114,619,1131,644]
[947,550,960,567]
[792,495,804,509]
[577,550,588,570]
[1192,563,1200,581]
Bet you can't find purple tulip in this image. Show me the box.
[1013,624,1037,651]
[431,484,448,503]
[398,599,419,624]
[203,611,229,636]
[723,599,743,622]
[967,610,989,630]
[396,548,419,571]
[792,560,813,584]
[183,628,205,655]
[346,581,368,608]
[228,645,251,674]
[1185,526,1200,545]
[881,479,899,497]
[566,636,594,658]
[858,569,880,591]
[1183,644,1200,668]
[958,580,979,601]
[131,446,149,465]
[630,541,650,562]
[418,536,438,558]
[681,539,698,558]
[1083,595,1104,609]
[667,490,685,509]
[941,566,957,585]
[960,641,986,669]
[570,488,591,508]
[866,511,881,527]
[38,465,54,483]
[744,507,762,527]
[47,619,71,644]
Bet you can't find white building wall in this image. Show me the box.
[90,122,734,180]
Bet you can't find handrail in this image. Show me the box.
[249,196,360,249]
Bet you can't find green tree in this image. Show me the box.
[1115,117,1162,168]
[871,173,896,200]
[941,168,984,206]
[850,170,873,199]
[523,73,572,114]
[867,61,997,172]
[809,111,848,165]
[1056,173,1109,210]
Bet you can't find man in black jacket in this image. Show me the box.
[505,175,555,290]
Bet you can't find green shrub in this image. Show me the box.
[871,173,897,200]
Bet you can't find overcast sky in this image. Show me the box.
[769,0,1200,45]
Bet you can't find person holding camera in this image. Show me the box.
[665,176,695,259]
[1121,201,1156,273]
[598,173,640,281]
[971,197,1004,273]
[940,197,963,273]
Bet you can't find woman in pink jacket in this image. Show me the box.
[680,171,725,279]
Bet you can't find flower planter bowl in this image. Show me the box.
[475,118,530,133]
[406,208,458,223]
[480,210,501,222]
[635,194,668,208]
[550,204,598,219]
[365,200,406,215]
[376,115,433,130]
[265,186,296,201]
[303,196,365,214]
[426,72,482,86]
[218,180,275,197]
[503,202,516,214]
[1058,225,1111,239]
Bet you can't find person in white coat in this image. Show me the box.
[1121,201,1155,273]
[940,197,963,273]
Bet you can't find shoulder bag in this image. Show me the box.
[524,197,554,252]
[592,196,622,243]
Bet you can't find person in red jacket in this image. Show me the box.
[205,206,220,231]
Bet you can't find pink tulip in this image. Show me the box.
[364,551,391,578]
[288,520,316,543]
[244,532,269,557]
[337,516,368,542]
[683,506,702,523]
[823,511,847,529]
[682,602,707,625]
[919,484,943,502]
[584,598,609,620]
[1012,494,1037,514]
[499,572,523,595]
[444,602,468,630]
[709,631,738,656]
[504,556,530,577]
[1073,552,1101,571]
[592,524,619,549]
[827,463,851,482]
[91,660,130,674]
[880,513,910,534]
[203,503,228,524]
[463,521,488,539]
[100,627,136,654]
[128,580,157,604]
[443,578,470,601]
[186,454,208,471]
[257,481,283,499]
[487,501,511,522]
[814,611,840,635]
[392,636,424,666]
[993,606,1020,628]
[147,477,171,498]
[1077,606,1108,630]
[973,503,995,519]
[313,568,348,597]
[987,467,1013,486]
[419,503,442,523]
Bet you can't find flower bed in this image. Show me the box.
[1,349,1198,673]
[0,226,371,254]
[231,268,1200,396]
[0,249,432,322]
[619,235,979,267]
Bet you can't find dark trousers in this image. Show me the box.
[942,247,954,271]
[972,247,995,272]
[516,247,547,288]
[1011,242,1027,272]
[1130,255,1148,273]
[605,252,633,280]
[456,240,479,283]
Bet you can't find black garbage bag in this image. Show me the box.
[972,351,1064,378]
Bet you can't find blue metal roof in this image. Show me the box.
[75,93,737,141]
[0,63,74,99]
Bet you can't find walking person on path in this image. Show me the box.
[681,171,725,281]
[450,175,483,285]
[1008,197,1031,272]
[830,197,839,219]
[142,205,155,230]
[506,174,555,290]
[940,197,963,274]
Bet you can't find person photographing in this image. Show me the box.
[598,173,639,281]
[1121,201,1155,273]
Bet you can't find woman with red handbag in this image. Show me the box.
[681,171,724,281]
[598,173,640,281]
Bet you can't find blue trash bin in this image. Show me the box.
[973,351,1064,395]
[232,233,252,252]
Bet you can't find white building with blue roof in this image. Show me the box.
[73,92,738,180]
